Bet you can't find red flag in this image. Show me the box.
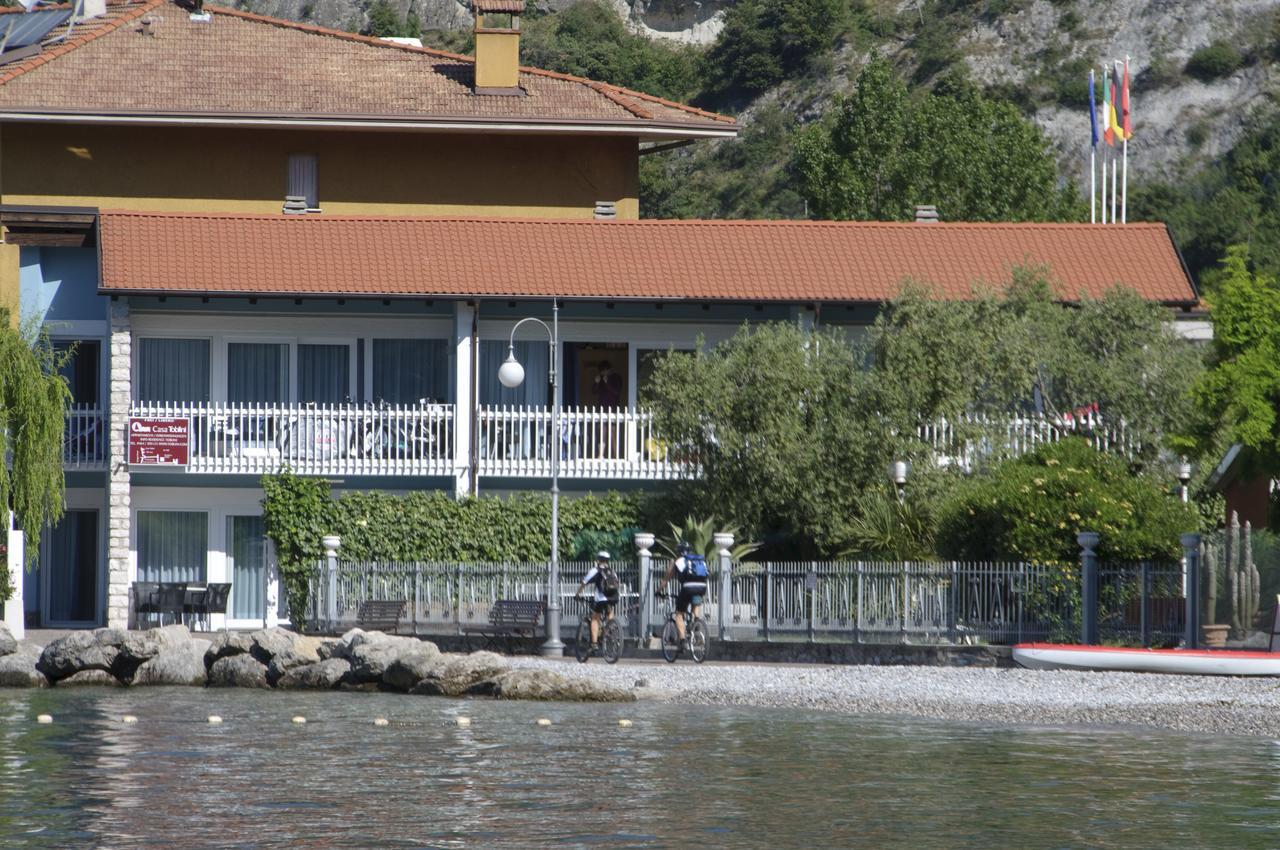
[1121,59,1131,140]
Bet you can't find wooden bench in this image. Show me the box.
[460,599,545,653]
[357,599,407,634]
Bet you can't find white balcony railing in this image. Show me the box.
[917,411,1139,470]
[129,402,454,477]
[477,405,683,480]
[64,405,106,470]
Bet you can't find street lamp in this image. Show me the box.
[1177,460,1192,504]
[497,300,564,657]
[890,460,908,504]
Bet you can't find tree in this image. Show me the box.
[365,0,419,39]
[792,58,1080,222]
[1177,245,1280,473]
[0,311,72,601]
[701,0,844,98]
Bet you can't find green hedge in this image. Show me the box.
[936,439,1197,564]
[260,471,647,626]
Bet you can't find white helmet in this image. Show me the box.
[596,550,611,560]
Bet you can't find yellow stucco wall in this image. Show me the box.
[0,242,18,326]
[475,31,520,90]
[2,124,641,219]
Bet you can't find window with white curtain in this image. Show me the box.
[137,338,210,403]
[288,154,319,210]
[298,344,350,403]
[227,342,289,403]
[371,339,449,403]
[479,340,550,406]
[136,511,207,583]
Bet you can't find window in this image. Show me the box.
[298,344,350,403]
[137,338,209,403]
[136,511,207,583]
[371,339,448,403]
[53,340,100,406]
[287,154,319,211]
[479,340,550,406]
[227,342,289,403]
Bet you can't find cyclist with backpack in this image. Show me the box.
[658,541,708,649]
[576,550,621,651]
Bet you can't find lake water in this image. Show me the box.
[1,688,1279,849]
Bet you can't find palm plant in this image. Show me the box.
[657,514,761,564]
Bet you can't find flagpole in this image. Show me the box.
[1121,55,1130,224]
[1102,148,1108,224]
[1091,146,1096,224]
[1111,145,1118,223]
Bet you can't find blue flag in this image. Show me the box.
[1088,69,1098,148]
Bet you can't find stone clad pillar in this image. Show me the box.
[634,532,654,647]
[714,532,734,641]
[106,300,132,628]
[453,302,476,497]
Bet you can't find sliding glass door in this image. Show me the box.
[228,515,269,623]
[41,510,99,627]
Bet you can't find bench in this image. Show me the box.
[357,599,407,634]
[461,599,545,653]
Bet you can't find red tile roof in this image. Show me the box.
[473,0,525,13]
[96,211,1198,305]
[0,0,734,135]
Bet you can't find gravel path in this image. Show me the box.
[510,657,1280,737]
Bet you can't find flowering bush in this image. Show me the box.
[936,439,1196,563]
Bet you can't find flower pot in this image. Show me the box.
[1201,623,1229,648]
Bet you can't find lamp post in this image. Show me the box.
[497,300,564,657]
[890,460,908,504]
[1177,460,1192,504]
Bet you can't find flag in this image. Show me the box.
[1101,66,1114,145]
[1108,67,1120,145]
[1088,69,1098,148]
[1120,59,1132,140]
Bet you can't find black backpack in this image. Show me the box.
[597,565,621,600]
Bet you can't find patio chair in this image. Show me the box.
[155,583,187,626]
[182,583,208,630]
[202,583,232,630]
[133,581,160,628]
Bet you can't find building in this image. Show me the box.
[0,0,1200,630]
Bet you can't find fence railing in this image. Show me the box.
[64,404,105,469]
[306,558,1180,647]
[477,405,682,480]
[130,401,454,476]
[917,412,1140,469]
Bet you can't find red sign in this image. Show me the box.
[128,417,190,466]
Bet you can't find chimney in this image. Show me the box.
[914,204,939,223]
[472,0,524,94]
[593,201,617,220]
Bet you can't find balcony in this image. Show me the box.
[478,405,683,480]
[64,405,106,470]
[129,402,454,477]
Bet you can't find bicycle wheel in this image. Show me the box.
[602,619,623,664]
[661,619,680,663]
[574,616,591,664]
[688,618,708,664]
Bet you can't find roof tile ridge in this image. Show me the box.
[593,83,735,124]
[585,81,652,120]
[0,0,161,87]
[517,65,733,125]
[206,3,475,63]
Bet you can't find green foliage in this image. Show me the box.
[260,470,646,623]
[842,484,936,560]
[1176,245,1280,473]
[1185,42,1244,81]
[792,58,1080,222]
[520,1,701,102]
[0,312,72,602]
[701,0,846,98]
[364,0,420,38]
[937,439,1198,563]
[656,515,761,562]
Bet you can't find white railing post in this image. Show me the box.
[322,534,340,631]
[715,532,734,641]
[635,532,655,647]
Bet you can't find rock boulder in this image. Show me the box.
[0,644,47,687]
[204,631,256,668]
[0,623,17,657]
[115,625,193,681]
[489,669,636,702]
[276,658,351,690]
[133,638,211,686]
[38,628,127,683]
[382,647,447,692]
[435,651,510,696]
[59,669,122,686]
[207,653,270,688]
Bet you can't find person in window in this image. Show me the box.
[592,360,623,408]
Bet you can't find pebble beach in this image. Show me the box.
[513,657,1280,737]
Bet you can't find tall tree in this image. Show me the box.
[0,311,72,601]
[793,58,1079,222]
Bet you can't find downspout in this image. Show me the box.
[469,302,479,496]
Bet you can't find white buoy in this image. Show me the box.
[618,719,633,727]
[208,715,223,724]
[35,714,52,725]
[373,718,389,727]
[455,716,471,728]
[291,716,307,725]
[122,715,138,724]
[536,718,552,727]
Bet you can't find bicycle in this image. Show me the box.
[656,591,708,664]
[574,597,623,664]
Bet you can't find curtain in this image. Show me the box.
[45,510,97,623]
[137,339,210,403]
[298,344,349,403]
[371,339,448,403]
[228,515,266,621]
[228,342,288,403]
[479,340,550,406]
[54,340,100,406]
[136,511,207,583]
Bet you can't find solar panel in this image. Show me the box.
[1,8,73,51]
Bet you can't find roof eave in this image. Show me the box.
[0,109,738,140]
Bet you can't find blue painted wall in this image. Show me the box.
[19,247,104,326]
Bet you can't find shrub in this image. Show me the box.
[1185,42,1243,81]
[936,439,1198,564]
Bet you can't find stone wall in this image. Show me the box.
[106,300,131,629]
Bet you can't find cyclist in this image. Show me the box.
[575,550,619,651]
[658,541,707,649]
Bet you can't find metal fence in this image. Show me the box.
[306,558,1182,647]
